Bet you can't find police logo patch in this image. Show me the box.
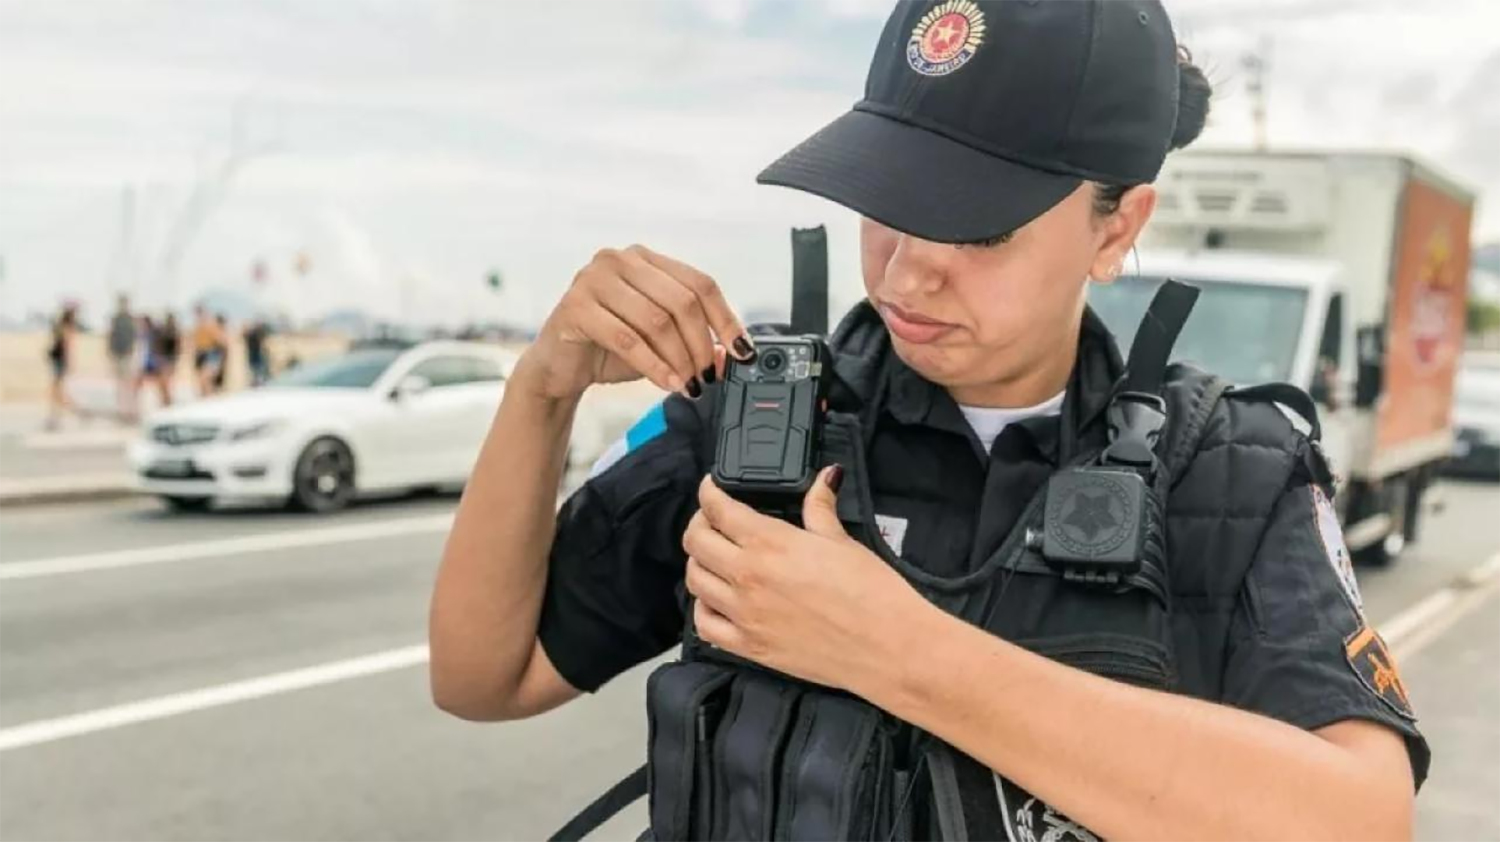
[907,0,987,77]
[1311,485,1362,612]
[995,775,1100,842]
[1345,625,1416,720]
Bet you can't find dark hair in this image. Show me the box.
[1093,47,1212,216]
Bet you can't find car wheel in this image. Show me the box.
[161,495,212,513]
[289,437,356,513]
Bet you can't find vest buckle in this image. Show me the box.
[1101,391,1167,472]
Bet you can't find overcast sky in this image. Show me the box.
[2,0,1497,326]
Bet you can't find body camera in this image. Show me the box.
[711,336,831,511]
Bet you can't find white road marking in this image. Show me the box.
[0,513,454,581]
[0,645,431,752]
[1382,551,1500,661]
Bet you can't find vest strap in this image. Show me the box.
[547,765,647,842]
[1122,279,1199,396]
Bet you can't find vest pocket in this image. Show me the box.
[773,693,894,841]
[645,661,735,841]
[710,673,803,840]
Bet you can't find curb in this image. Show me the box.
[0,478,140,508]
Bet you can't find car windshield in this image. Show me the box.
[265,349,402,389]
[1088,275,1309,384]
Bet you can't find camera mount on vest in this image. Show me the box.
[1034,281,1200,587]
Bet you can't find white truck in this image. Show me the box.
[1089,150,1475,564]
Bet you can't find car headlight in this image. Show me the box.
[229,420,286,442]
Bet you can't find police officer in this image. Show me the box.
[430,2,1428,838]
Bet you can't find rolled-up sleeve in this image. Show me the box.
[1222,482,1431,789]
[537,395,705,692]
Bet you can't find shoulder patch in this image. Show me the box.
[588,402,668,479]
[1311,485,1362,613]
[1345,625,1416,720]
[626,401,668,450]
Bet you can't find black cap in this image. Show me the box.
[757,0,1181,244]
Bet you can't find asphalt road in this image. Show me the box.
[1,481,1497,841]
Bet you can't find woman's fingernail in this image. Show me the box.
[825,464,845,494]
[685,378,702,399]
[733,336,756,360]
[667,374,685,393]
[700,365,716,385]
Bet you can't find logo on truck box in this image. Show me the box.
[1411,227,1459,372]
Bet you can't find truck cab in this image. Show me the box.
[1088,150,1475,565]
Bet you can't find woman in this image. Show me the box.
[191,306,225,396]
[430,2,1425,839]
[157,313,181,407]
[44,302,81,430]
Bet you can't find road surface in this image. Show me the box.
[1,481,1497,840]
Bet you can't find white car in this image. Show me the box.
[130,340,565,512]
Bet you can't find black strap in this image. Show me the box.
[790,226,829,336]
[1123,279,1199,396]
[548,764,648,842]
[1227,381,1323,442]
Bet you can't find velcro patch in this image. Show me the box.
[1345,625,1415,720]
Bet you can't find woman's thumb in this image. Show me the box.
[801,465,848,538]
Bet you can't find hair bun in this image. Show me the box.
[1171,47,1212,151]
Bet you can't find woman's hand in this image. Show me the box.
[682,468,931,693]
[518,245,753,401]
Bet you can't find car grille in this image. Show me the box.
[150,423,221,446]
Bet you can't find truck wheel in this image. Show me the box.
[1356,476,1409,567]
[1402,469,1426,544]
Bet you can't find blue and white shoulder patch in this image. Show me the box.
[588,402,668,479]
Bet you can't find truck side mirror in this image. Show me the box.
[1354,325,1384,408]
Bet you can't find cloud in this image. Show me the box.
[1,0,1496,330]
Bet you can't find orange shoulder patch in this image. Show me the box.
[1345,625,1415,720]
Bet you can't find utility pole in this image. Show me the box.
[1242,36,1272,151]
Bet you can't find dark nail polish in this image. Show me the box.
[825,464,845,494]
[685,378,702,399]
[700,365,716,385]
[733,336,756,361]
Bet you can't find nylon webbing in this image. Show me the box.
[1124,279,1199,395]
[790,226,829,336]
[548,764,647,842]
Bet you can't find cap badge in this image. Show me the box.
[907,0,987,77]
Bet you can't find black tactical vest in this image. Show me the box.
[554,287,1326,842]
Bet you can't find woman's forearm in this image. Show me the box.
[860,604,1412,842]
[428,356,580,719]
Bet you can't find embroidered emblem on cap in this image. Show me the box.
[907,0,987,77]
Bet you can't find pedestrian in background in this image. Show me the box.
[157,312,182,407]
[190,305,225,396]
[244,319,272,387]
[44,302,82,430]
[213,313,231,393]
[107,294,139,422]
